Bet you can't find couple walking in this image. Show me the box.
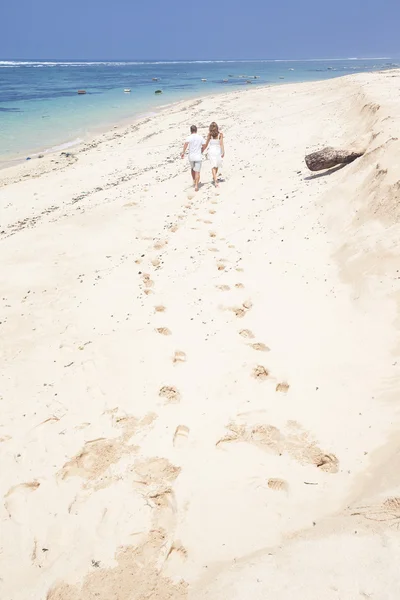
[181,122,225,191]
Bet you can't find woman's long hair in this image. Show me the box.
[209,122,219,139]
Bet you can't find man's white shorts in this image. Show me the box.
[190,160,202,172]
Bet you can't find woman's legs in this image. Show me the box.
[212,167,219,187]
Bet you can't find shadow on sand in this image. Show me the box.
[304,163,347,181]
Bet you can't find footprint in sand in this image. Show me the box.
[142,273,154,288]
[230,300,252,318]
[216,285,230,291]
[232,307,246,318]
[235,283,245,289]
[5,481,40,521]
[165,542,188,569]
[156,327,171,336]
[155,305,166,313]
[209,231,217,238]
[242,299,252,310]
[151,258,161,267]
[315,454,339,472]
[173,351,187,364]
[239,329,254,339]
[60,438,128,486]
[217,420,339,473]
[276,382,290,393]
[209,209,216,215]
[216,422,281,449]
[154,240,168,250]
[217,262,226,271]
[268,478,289,492]
[133,456,181,514]
[60,414,156,486]
[253,365,269,380]
[134,456,181,487]
[159,386,181,404]
[250,343,270,352]
[173,425,190,448]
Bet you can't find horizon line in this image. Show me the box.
[0,57,395,63]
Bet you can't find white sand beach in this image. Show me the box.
[1,70,400,599]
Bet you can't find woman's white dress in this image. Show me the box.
[208,137,223,168]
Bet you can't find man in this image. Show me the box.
[181,125,206,192]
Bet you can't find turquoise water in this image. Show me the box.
[0,58,397,160]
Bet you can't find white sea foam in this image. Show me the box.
[137,111,158,118]
[48,138,83,153]
[0,57,393,68]
[23,138,83,159]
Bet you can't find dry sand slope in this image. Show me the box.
[1,70,400,600]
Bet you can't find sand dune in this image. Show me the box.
[1,70,400,600]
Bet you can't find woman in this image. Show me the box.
[203,122,225,187]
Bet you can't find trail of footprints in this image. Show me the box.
[7,195,197,580]
[138,182,338,495]
[196,184,338,490]
[136,213,191,468]
[6,122,346,592]
[9,172,341,587]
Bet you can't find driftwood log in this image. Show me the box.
[305,147,364,172]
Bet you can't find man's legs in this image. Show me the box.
[192,162,202,191]
[194,170,200,192]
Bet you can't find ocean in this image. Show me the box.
[0,58,397,162]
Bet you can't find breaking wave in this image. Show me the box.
[0,58,394,68]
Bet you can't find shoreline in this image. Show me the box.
[1,70,400,599]
[1,60,397,171]
[0,80,268,182]
[0,70,383,183]
[0,81,272,170]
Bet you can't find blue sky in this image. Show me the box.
[1,0,399,60]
